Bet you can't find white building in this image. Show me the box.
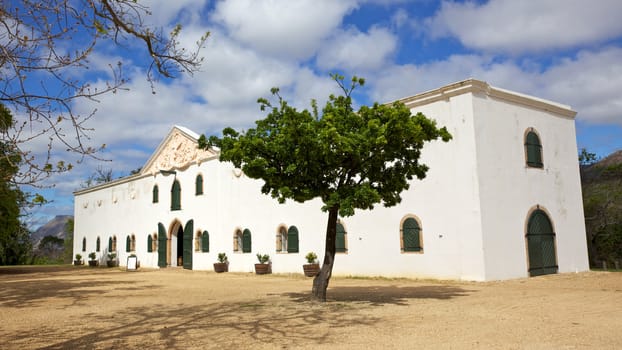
[73,79,589,280]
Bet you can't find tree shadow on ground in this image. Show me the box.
[15,298,378,349]
[0,268,158,308]
[282,284,473,306]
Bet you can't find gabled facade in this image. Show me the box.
[73,79,589,280]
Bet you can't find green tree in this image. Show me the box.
[201,75,451,301]
[1,0,209,186]
[0,104,33,265]
[63,218,74,264]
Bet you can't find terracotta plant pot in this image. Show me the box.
[303,263,320,277]
[74,260,82,266]
[213,262,228,273]
[107,261,117,268]
[254,263,271,275]
[88,260,98,267]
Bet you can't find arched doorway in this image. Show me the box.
[526,208,558,276]
[164,219,193,269]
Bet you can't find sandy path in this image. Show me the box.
[0,266,620,349]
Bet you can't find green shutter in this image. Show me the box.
[201,231,209,252]
[96,237,100,252]
[242,229,252,253]
[336,223,346,253]
[126,236,131,252]
[108,237,112,252]
[158,223,167,267]
[403,218,421,252]
[147,235,153,253]
[171,180,181,211]
[525,132,543,167]
[152,185,159,203]
[183,220,193,270]
[195,175,203,195]
[527,209,558,276]
[82,237,86,252]
[287,226,299,253]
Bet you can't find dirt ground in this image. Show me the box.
[0,266,620,349]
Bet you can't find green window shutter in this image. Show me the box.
[108,237,112,252]
[287,226,299,253]
[82,237,86,252]
[242,229,252,253]
[201,231,209,252]
[152,185,159,203]
[171,180,181,211]
[96,237,100,252]
[126,236,131,252]
[403,218,421,252]
[147,235,153,253]
[336,223,346,253]
[525,131,543,168]
[195,175,203,195]
[157,223,167,267]
[183,220,193,270]
[527,209,558,276]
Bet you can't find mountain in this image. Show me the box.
[581,150,622,183]
[31,215,73,248]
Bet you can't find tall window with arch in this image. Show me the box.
[171,180,181,210]
[401,216,423,252]
[195,174,203,195]
[524,129,543,168]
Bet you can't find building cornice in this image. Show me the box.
[395,78,577,119]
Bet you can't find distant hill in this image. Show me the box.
[581,150,622,183]
[31,215,73,249]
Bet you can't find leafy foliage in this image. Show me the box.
[202,74,451,300]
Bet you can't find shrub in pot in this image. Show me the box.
[254,253,271,275]
[74,254,83,266]
[106,252,117,267]
[88,252,98,267]
[303,252,320,277]
[213,253,229,273]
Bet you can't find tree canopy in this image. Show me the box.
[1,1,208,186]
[201,75,451,300]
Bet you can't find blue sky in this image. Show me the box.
[24,0,622,228]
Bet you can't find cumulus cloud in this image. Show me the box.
[211,0,358,59]
[425,0,622,55]
[316,26,397,72]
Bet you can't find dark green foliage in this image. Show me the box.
[581,151,622,266]
[201,75,451,300]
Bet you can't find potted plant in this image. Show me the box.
[88,252,98,267]
[106,252,117,267]
[254,253,271,275]
[74,254,83,266]
[303,252,320,277]
[213,253,229,273]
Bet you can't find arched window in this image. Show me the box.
[126,235,131,252]
[108,236,113,252]
[195,231,202,252]
[336,222,348,253]
[152,185,159,203]
[131,234,136,252]
[201,231,209,252]
[82,237,86,252]
[401,217,423,252]
[96,236,101,252]
[195,174,203,195]
[171,180,181,210]
[242,229,252,253]
[287,226,299,253]
[234,229,242,252]
[152,233,157,253]
[276,226,287,252]
[526,208,558,276]
[525,129,543,168]
[147,234,153,253]
[112,235,117,252]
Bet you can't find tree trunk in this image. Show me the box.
[312,206,339,301]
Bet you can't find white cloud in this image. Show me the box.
[211,0,358,59]
[316,26,397,72]
[426,0,622,54]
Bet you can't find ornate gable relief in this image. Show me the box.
[143,129,217,174]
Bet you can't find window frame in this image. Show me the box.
[524,129,543,168]
[400,216,423,253]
